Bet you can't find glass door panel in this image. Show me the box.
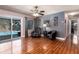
[12,19,21,38]
[0,17,12,54]
[12,19,21,54]
[0,18,11,41]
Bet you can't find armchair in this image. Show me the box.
[43,30,57,39]
[31,27,41,38]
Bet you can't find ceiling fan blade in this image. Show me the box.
[39,13,44,15]
[40,10,45,12]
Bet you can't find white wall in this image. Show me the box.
[21,18,25,37]
[77,18,79,41]
[65,14,70,38]
[0,9,32,37]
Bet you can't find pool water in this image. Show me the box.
[0,31,19,36]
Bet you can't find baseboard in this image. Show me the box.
[65,33,71,39]
[21,36,25,37]
[56,37,65,40]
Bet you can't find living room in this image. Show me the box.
[0,5,79,54]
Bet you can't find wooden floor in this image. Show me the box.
[0,37,79,54]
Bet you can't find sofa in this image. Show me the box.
[31,27,41,38]
[43,30,57,39]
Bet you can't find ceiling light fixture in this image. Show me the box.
[31,6,45,17]
[33,13,39,16]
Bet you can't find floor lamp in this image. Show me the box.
[43,24,47,31]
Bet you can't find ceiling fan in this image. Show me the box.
[31,6,45,16]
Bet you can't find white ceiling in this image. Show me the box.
[0,5,79,16]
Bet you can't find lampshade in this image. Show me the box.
[33,13,39,16]
[43,24,47,27]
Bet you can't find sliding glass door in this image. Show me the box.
[0,17,21,42]
[0,17,21,54]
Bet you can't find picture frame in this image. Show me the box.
[54,16,58,26]
[27,20,33,29]
[44,20,50,27]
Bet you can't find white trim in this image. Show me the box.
[65,33,70,39]
[56,37,65,40]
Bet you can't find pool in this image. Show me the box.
[0,31,20,41]
[0,31,18,36]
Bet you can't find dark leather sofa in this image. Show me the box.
[31,27,41,38]
[43,30,57,39]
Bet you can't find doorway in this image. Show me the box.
[71,19,78,44]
